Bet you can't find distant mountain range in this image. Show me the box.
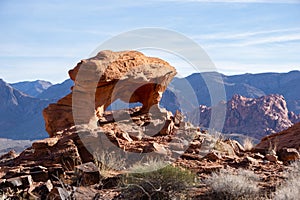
[36,79,73,101]
[0,79,73,139]
[11,80,52,97]
[0,70,299,140]
[163,70,300,115]
[0,79,51,139]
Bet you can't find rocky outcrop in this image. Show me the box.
[191,94,300,139]
[0,107,298,199]
[255,122,300,151]
[43,50,176,137]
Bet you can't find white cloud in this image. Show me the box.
[214,61,300,75]
[236,34,300,46]
[192,28,300,47]
[192,28,300,41]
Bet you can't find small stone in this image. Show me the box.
[253,153,265,160]
[278,148,300,163]
[6,175,33,189]
[168,142,185,151]
[204,152,221,161]
[174,110,184,126]
[47,187,72,200]
[265,154,278,162]
[152,142,168,155]
[32,180,53,199]
[244,156,258,165]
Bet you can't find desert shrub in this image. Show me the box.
[274,161,300,200]
[205,168,261,200]
[93,150,125,178]
[120,160,197,200]
[243,137,254,151]
[128,157,168,173]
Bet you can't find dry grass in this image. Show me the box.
[274,161,300,200]
[243,137,254,151]
[93,150,125,178]
[205,168,261,200]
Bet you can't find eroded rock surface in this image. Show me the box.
[44,50,176,137]
[256,122,300,151]
[191,94,300,139]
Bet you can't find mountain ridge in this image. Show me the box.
[1,70,300,140]
[0,79,50,139]
[190,94,300,139]
[11,80,52,97]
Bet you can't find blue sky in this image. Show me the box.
[0,0,299,83]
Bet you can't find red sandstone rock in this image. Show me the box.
[43,50,176,137]
[192,94,298,139]
[256,122,300,151]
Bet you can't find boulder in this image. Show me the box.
[278,148,300,163]
[4,175,33,189]
[32,137,59,149]
[265,154,278,162]
[32,180,53,199]
[74,162,100,186]
[43,50,176,137]
[47,187,73,200]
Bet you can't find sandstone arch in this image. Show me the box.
[43,50,177,137]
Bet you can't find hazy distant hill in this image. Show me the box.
[0,79,50,139]
[37,79,73,101]
[11,80,52,97]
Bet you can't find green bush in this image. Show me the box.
[120,162,197,200]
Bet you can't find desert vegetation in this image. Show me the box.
[118,158,197,200]
[273,161,300,200]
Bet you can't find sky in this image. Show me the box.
[0,0,299,83]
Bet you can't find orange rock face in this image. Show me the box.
[255,122,300,151]
[43,50,177,137]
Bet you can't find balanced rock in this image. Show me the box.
[44,50,176,137]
